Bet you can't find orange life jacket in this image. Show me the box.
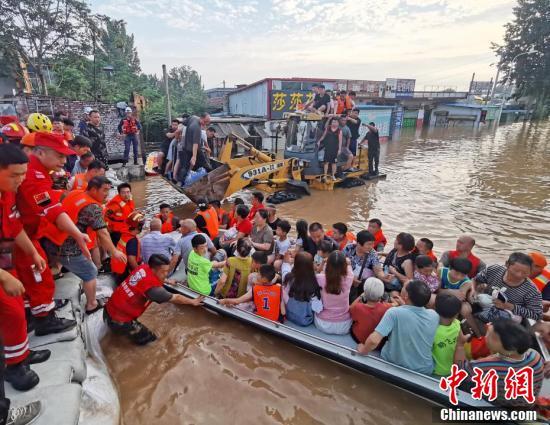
[72,173,88,191]
[448,250,481,279]
[122,117,138,135]
[217,209,228,226]
[105,195,135,234]
[111,232,140,275]
[196,207,219,239]
[530,268,550,292]
[41,190,99,249]
[253,283,282,322]
[326,230,356,250]
[155,212,174,234]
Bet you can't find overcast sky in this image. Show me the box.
[90,0,516,91]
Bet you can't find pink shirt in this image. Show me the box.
[316,267,354,322]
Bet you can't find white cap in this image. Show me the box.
[125,107,132,112]
[84,107,92,114]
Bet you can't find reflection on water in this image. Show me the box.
[107,121,550,424]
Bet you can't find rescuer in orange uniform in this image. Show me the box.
[15,132,91,336]
[68,159,106,191]
[0,144,52,393]
[104,182,135,246]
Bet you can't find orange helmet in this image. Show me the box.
[126,211,145,231]
[0,122,27,141]
[21,132,37,147]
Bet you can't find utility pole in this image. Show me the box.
[223,80,226,88]
[162,64,172,123]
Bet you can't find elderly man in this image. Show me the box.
[439,235,486,279]
[140,218,176,264]
[171,219,216,271]
[308,222,338,252]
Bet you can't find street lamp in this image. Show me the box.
[492,48,538,124]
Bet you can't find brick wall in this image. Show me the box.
[13,94,140,160]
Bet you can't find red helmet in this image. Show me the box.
[0,122,28,141]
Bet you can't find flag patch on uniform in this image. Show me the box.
[33,192,51,206]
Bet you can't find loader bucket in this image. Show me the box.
[181,164,232,204]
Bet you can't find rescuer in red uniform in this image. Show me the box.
[0,144,52,394]
[15,132,92,336]
[104,254,203,345]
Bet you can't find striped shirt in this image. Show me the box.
[140,231,176,264]
[463,349,544,408]
[474,265,542,321]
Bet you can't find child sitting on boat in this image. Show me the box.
[220,264,285,322]
[432,293,463,376]
[410,255,440,308]
[314,240,333,273]
[187,234,226,296]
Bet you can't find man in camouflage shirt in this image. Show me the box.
[81,110,109,168]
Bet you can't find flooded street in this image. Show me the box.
[103,121,550,424]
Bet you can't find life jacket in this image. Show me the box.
[122,117,138,135]
[216,208,228,226]
[228,210,237,227]
[253,283,282,322]
[196,207,219,239]
[426,250,438,264]
[105,195,135,234]
[448,250,481,279]
[326,230,356,250]
[72,173,88,191]
[106,265,162,323]
[373,230,387,251]
[155,212,174,234]
[111,232,140,275]
[41,190,99,249]
[336,96,353,114]
[530,269,550,292]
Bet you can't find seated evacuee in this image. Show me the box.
[343,230,386,303]
[68,159,106,191]
[411,255,440,295]
[296,219,317,257]
[281,251,323,326]
[266,204,281,234]
[314,240,333,273]
[432,293,462,377]
[268,219,292,267]
[528,252,550,299]
[309,222,339,252]
[382,232,415,291]
[326,222,356,251]
[64,135,92,173]
[367,218,387,252]
[315,251,354,335]
[172,219,216,271]
[220,204,252,252]
[186,234,226,296]
[415,237,437,264]
[155,203,180,233]
[227,198,244,228]
[214,238,253,298]
[350,277,395,345]
[472,252,542,322]
[194,198,219,240]
[139,218,176,264]
[220,264,285,322]
[455,320,544,408]
[71,151,94,176]
[439,235,486,279]
[42,176,127,315]
[111,211,145,284]
[104,254,204,345]
[357,280,440,376]
[250,209,274,256]
[209,200,230,230]
[247,191,265,220]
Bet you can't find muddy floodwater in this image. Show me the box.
[103,121,550,424]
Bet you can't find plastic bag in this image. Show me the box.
[184,167,207,186]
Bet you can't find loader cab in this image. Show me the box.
[283,113,325,176]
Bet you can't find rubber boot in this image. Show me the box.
[4,364,39,392]
[5,401,41,425]
[25,350,50,365]
[33,311,76,337]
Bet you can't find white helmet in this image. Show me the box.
[84,106,92,114]
[125,107,132,113]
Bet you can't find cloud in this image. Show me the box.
[92,0,516,90]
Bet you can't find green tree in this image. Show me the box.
[492,0,550,118]
[168,66,207,115]
[0,0,93,95]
